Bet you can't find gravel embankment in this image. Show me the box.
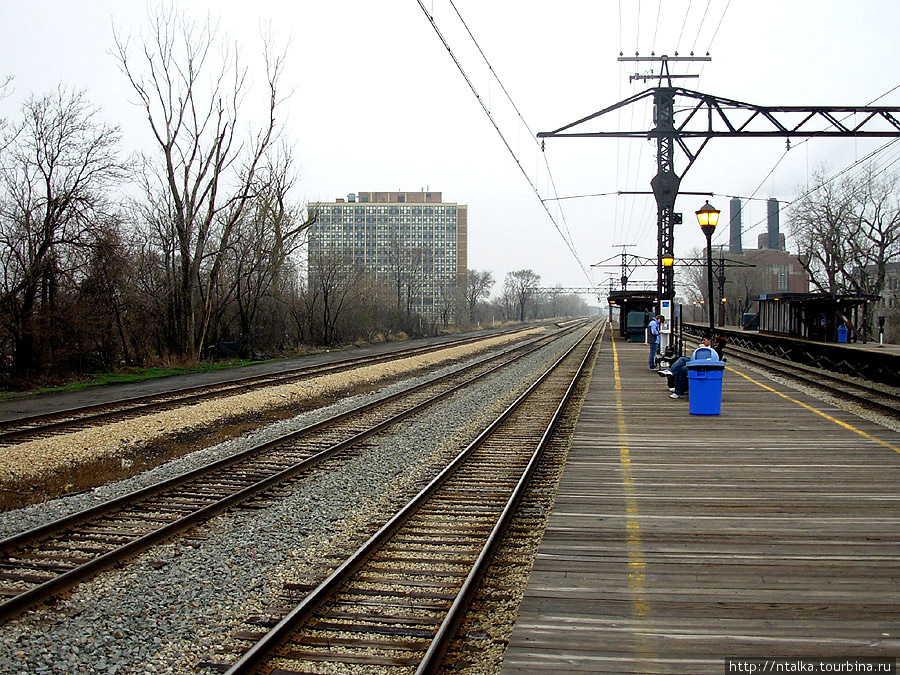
[0,327,585,675]
[0,330,541,488]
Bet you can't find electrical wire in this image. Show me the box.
[727,138,900,247]
[712,82,900,247]
[636,0,642,53]
[445,0,586,262]
[675,0,693,55]
[706,0,731,54]
[415,0,594,284]
[690,0,713,55]
[618,0,623,56]
[651,0,662,55]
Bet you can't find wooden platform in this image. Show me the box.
[501,330,900,674]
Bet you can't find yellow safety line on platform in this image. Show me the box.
[610,331,654,644]
[729,367,900,455]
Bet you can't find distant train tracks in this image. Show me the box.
[724,344,900,418]
[0,322,593,622]
[679,329,900,418]
[207,320,601,674]
[0,328,535,448]
[682,322,900,386]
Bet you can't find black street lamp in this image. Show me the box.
[695,200,720,339]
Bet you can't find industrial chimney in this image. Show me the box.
[767,198,782,250]
[729,197,743,254]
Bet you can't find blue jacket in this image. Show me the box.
[649,318,660,344]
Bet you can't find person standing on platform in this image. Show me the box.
[648,314,664,370]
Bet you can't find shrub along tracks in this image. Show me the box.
[0,329,528,448]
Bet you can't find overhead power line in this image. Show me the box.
[714,82,900,247]
[675,0,693,54]
[725,138,900,248]
[706,0,731,54]
[414,0,595,286]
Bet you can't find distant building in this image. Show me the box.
[756,232,786,251]
[737,248,809,294]
[307,191,468,323]
[725,196,807,295]
[719,247,809,326]
[874,262,900,312]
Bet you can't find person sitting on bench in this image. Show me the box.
[659,335,715,399]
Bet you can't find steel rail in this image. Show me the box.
[0,328,531,445]
[222,321,601,674]
[0,327,576,622]
[726,345,899,418]
[681,323,900,386]
[416,319,603,674]
[679,332,900,418]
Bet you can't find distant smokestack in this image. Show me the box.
[767,198,780,250]
[729,197,743,254]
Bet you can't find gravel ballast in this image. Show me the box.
[0,327,585,675]
[0,330,541,489]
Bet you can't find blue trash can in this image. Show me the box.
[837,325,848,343]
[687,346,726,416]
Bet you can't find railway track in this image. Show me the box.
[204,320,601,674]
[717,341,900,418]
[0,324,588,622]
[0,328,545,447]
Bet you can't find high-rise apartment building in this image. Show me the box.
[307,191,468,323]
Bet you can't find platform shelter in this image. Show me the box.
[608,290,657,342]
[757,292,875,343]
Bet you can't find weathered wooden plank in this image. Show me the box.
[501,337,900,675]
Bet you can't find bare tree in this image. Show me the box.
[847,165,900,297]
[223,148,312,355]
[722,261,770,325]
[791,164,900,336]
[675,248,702,299]
[114,7,288,360]
[384,231,427,327]
[75,221,137,367]
[465,269,494,326]
[504,269,541,322]
[790,166,859,294]
[306,252,367,346]
[0,88,126,375]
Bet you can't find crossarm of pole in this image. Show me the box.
[538,87,900,139]
[590,254,657,268]
[672,88,900,137]
[537,89,657,138]
[666,257,756,269]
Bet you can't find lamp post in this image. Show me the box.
[696,200,720,338]
[661,254,675,353]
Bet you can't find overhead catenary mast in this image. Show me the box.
[538,53,900,348]
[620,54,709,310]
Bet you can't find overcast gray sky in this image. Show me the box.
[2,1,899,298]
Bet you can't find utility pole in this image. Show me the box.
[717,247,727,327]
[612,243,635,291]
[538,55,900,338]
[621,55,708,308]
